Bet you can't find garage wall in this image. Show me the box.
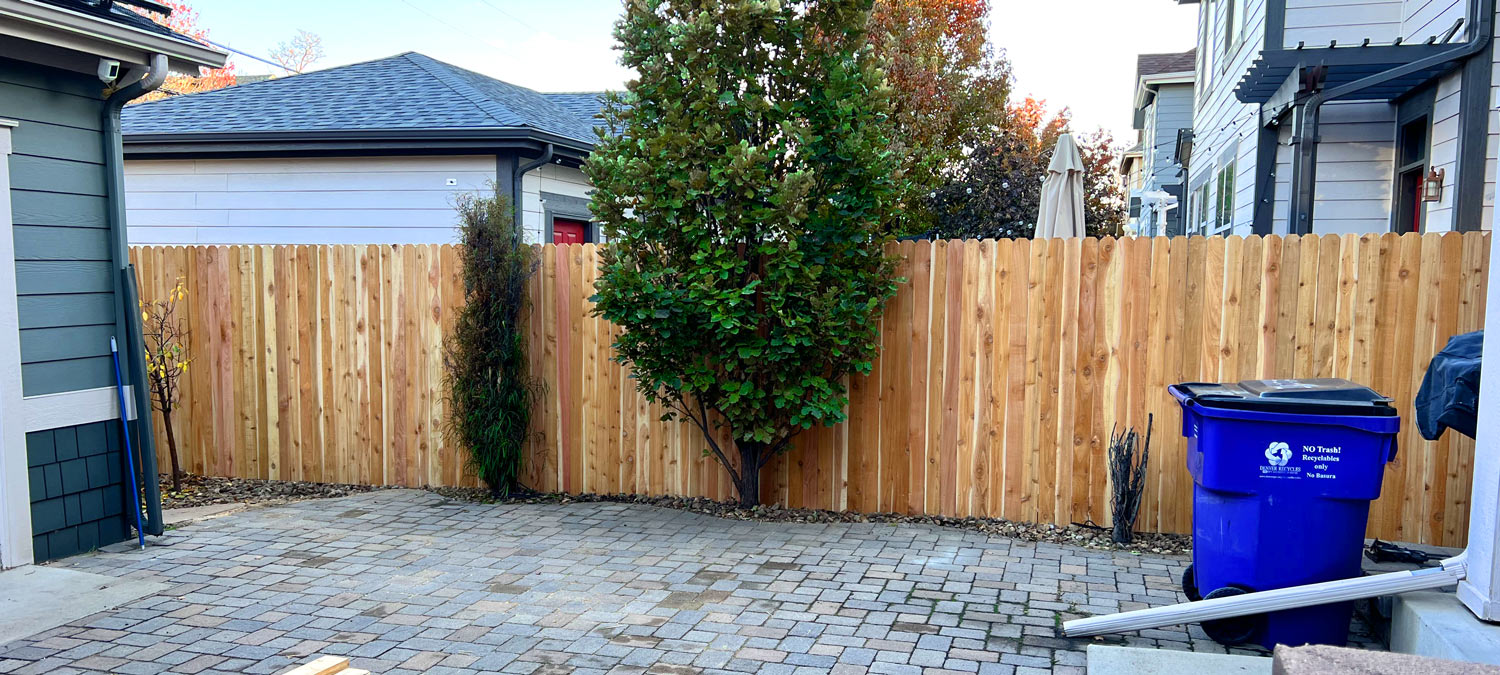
[520,163,594,243]
[124,155,497,245]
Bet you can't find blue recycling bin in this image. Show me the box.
[1170,378,1401,649]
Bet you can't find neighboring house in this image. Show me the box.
[1129,50,1196,237]
[1120,144,1145,234]
[121,52,606,245]
[1,0,226,565]
[1181,0,1497,236]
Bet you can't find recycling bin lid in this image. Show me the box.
[1172,378,1397,417]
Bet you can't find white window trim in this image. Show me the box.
[0,119,33,569]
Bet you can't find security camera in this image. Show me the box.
[97,59,121,84]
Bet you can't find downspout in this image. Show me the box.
[1288,0,1493,233]
[102,54,167,537]
[512,143,555,233]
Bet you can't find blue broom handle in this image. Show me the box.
[110,337,146,550]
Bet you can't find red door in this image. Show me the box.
[552,218,587,244]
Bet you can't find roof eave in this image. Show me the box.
[0,0,227,71]
[123,126,596,156]
[1134,70,1195,112]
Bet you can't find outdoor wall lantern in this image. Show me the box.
[1423,167,1446,202]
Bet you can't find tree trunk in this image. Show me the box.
[734,440,765,507]
[162,408,183,492]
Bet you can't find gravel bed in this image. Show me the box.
[160,474,384,510]
[428,487,1193,555]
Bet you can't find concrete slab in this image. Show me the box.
[1086,645,1271,675]
[0,565,167,644]
[1275,644,1500,674]
[1391,591,1500,666]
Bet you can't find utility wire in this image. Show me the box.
[202,38,298,74]
[477,0,535,31]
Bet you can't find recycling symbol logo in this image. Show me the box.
[1265,441,1292,467]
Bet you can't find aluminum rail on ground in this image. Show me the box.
[1063,554,1468,637]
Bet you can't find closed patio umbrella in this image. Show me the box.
[1035,133,1086,238]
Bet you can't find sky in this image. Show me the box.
[184,0,1199,143]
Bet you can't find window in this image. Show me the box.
[1220,0,1246,71]
[1199,0,1215,96]
[1191,182,1213,235]
[1222,0,1235,57]
[1215,162,1236,233]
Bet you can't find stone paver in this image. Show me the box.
[0,489,1378,674]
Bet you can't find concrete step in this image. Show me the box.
[1086,645,1271,675]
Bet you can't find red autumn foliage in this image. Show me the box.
[128,0,235,102]
[869,0,1012,225]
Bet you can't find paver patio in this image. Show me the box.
[0,489,1376,675]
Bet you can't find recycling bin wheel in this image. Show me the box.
[1182,564,1201,602]
[1200,586,1261,646]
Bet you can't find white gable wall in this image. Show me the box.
[1187,0,1267,236]
[125,155,497,245]
[1306,101,1397,234]
[1284,0,1404,47]
[126,156,597,245]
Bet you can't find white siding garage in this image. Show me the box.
[120,53,605,245]
[125,155,498,245]
[521,162,596,243]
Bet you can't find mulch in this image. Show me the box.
[159,474,384,510]
[428,487,1193,555]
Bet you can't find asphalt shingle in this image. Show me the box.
[123,52,601,146]
[544,92,610,130]
[37,0,199,44]
[1135,49,1197,82]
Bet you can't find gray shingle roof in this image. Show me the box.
[544,92,609,130]
[38,0,201,45]
[1135,49,1197,82]
[122,52,601,147]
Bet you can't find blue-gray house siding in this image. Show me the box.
[2,57,121,398]
[3,55,132,561]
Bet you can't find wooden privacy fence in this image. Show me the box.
[130,232,1490,547]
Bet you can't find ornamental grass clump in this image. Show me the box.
[1108,414,1153,544]
[446,190,540,497]
[587,0,908,506]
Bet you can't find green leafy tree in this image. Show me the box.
[445,190,540,497]
[588,0,905,506]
